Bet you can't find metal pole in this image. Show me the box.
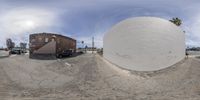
[92,37,94,54]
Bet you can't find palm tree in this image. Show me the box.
[169,17,182,26]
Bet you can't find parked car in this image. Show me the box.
[21,49,27,53]
[10,47,22,54]
[56,50,73,58]
[78,51,84,54]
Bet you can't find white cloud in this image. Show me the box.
[1,0,200,48]
[0,8,59,47]
[184,14,200,47]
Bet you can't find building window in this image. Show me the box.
[31,39,36,42]
[57,40,60,43]
[72,42,75,46]
[39,37,42,41]
[45,38,49,42]
[51,38,55,42]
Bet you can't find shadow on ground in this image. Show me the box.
[29,52,84,60]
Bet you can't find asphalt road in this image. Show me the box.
[0,54,200,100]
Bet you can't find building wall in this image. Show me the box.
[103,17,185,71]
[33,41,56,54]
[55,35,76,53]
[29,33,76,56]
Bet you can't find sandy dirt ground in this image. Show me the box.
[0,53,200,100]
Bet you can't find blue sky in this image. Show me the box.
[0,0,200,48]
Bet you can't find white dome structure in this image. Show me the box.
[103,17,185,71]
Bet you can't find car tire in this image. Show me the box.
[59,55,62,58]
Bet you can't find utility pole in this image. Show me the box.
[81,41,84,51]
[92,37,94,54]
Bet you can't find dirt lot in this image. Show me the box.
[0,54,200,100]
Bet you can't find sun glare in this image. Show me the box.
[25,20,35,27]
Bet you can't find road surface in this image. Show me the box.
[0,54,200,100]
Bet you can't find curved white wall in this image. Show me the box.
[0,50,9,57]
[103,17,185,71]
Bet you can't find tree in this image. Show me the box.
[169,17,182,26]
[6,38,15,50]
[20,43,27,49]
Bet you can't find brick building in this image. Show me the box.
[29,33,76,58]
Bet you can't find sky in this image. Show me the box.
[0,0,200,48]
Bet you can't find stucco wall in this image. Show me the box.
[103,17,185,71]
[0,50,9,57]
